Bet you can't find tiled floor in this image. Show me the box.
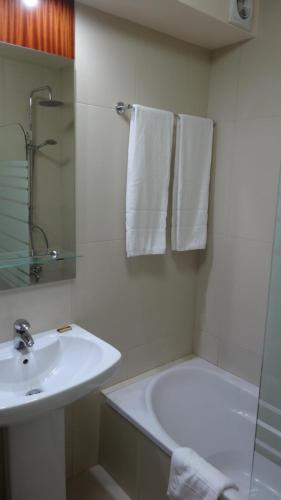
[67,465,131,500]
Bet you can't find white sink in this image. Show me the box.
[0,324,121,500]
[0,323,120,426]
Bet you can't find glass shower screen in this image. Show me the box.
[250,169,281,499]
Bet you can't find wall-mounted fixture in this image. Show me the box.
[229,0,253,31]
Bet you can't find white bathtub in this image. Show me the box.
[104,357,272,499]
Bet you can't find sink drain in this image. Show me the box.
[25,388,43,396]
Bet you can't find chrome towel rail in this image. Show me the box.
[115,101,216,126]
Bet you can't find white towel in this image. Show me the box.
[167,448,239,500]
[172,115,213,251]
[126,105,174,257]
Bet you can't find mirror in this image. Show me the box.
[0,42,75,290]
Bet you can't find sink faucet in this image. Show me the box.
[14,319,34,351]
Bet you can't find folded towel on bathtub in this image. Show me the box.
[167,448,238,500]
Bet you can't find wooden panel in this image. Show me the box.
[0,0,74,59]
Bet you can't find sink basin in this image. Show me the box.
[0,324,121,426]
[1,324,121,500]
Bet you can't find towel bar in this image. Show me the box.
[115,101,216,126]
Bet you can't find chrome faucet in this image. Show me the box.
[13,319,34,351]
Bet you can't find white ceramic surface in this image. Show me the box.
[146,359,258,499]
[0,324,121,425]
[105,357,260,500]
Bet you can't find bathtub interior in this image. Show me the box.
[104,357,281,500]
[145,364,257,497]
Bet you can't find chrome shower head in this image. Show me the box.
[39,99,64,107]
[29,86,63,137]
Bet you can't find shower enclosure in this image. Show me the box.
[250,171,281,499]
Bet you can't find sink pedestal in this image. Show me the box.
[5,409,66,500]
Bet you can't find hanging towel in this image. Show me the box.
[167,448,239,500]
[172,115,213,251]
[126,105,174,257]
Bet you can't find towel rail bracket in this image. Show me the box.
[115,102,133,115]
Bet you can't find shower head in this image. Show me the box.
[39,99,64,107]
[28,86,64,137]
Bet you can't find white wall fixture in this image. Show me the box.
[0,324,121,500]
[80,0,256,49]
[229,0,253,31]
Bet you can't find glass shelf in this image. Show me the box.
[0,250,80,270]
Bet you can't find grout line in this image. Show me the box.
[76,101,117,111]
[77,238,123,245]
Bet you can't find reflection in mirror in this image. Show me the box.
[0,43,75,289]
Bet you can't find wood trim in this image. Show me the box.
[0,0,74,59]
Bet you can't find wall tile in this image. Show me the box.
[222,237,272,356]
[193,330,219,365]
[237,38,281,121]
[196,235,271,381]
[258,0,281,45]
[71,240,146,354]
[201,9,281,384]
[127,332,190,378]
[137,433,170,500]
[0,282,72,342]
[208,121,235,236]
[219,338,263,386]
[207,44,241,122]
[135,28,210,115]
[71,240,197,356]
[228,118,281,242]
[76,103,128,244]
[99,400,138,499]
[75,5,136,107]
[125,248,198,348]
[70,391,101,476]
[196,235,232,340]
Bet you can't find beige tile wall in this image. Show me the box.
[194,0,281,385]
